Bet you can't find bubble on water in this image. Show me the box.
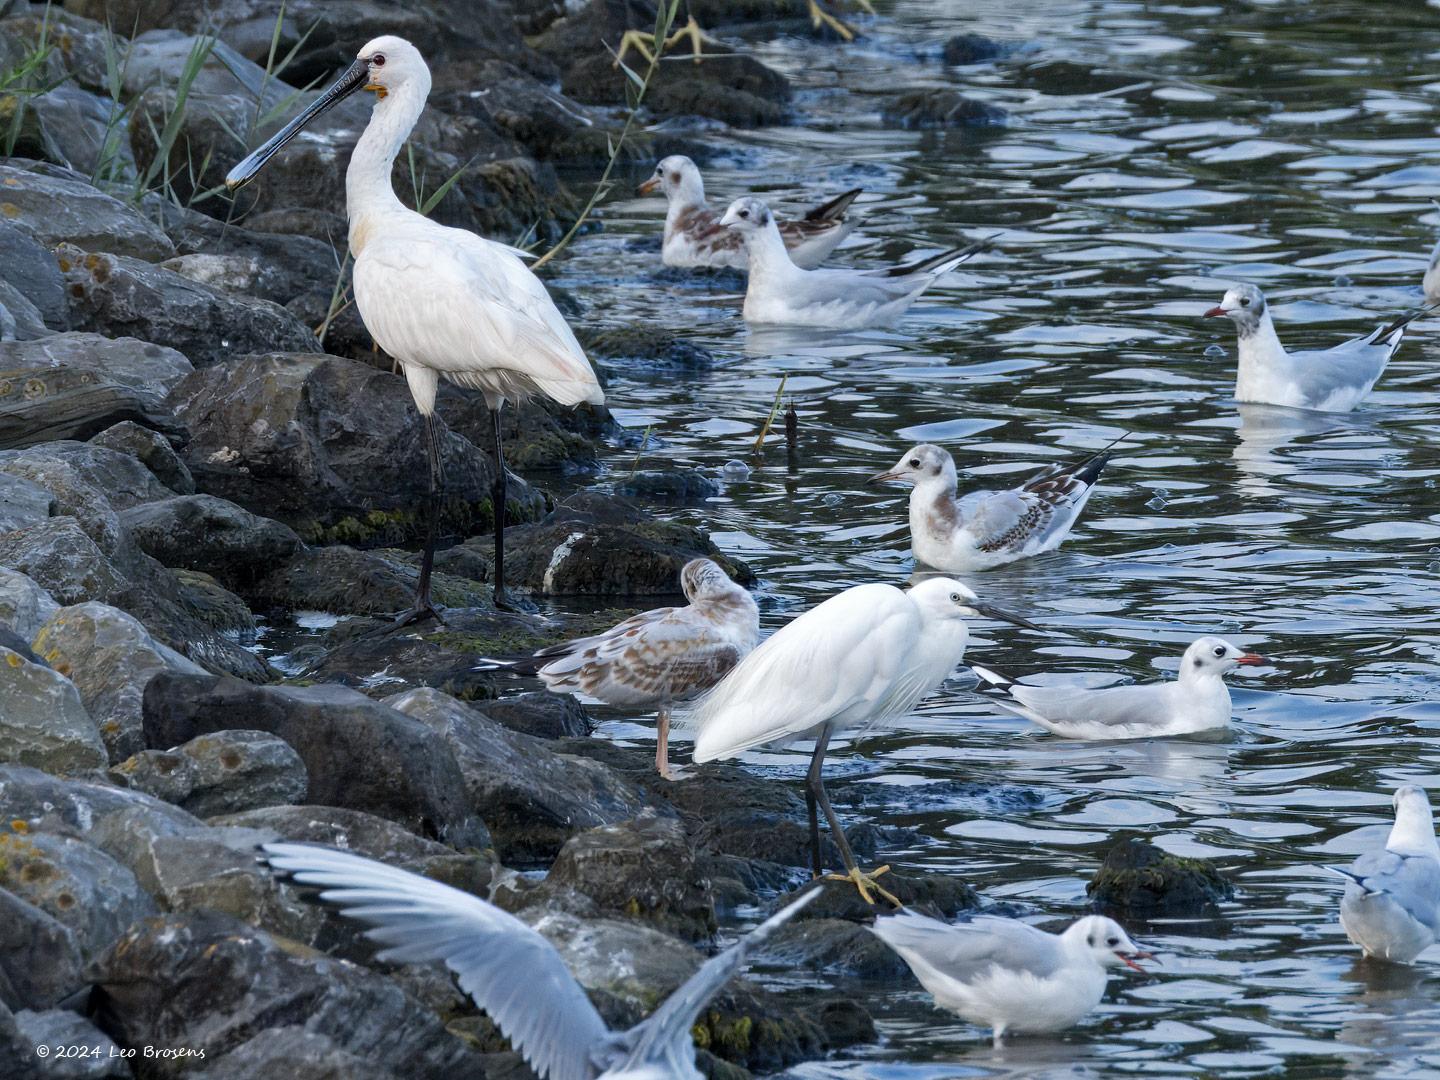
[720,460,751,482]
[1145,492,1169,511]
[1203,343,1227,358]
[1333,274,1353,288]
[1428,561,1440,575]
[820,492,844,507]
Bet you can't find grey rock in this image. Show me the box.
[758,918,910,978]
[111,730,307,817]
[0,221,66,330]
[0,830,156,964]
[193,1026,401,1080]
[165,218,340,307]
[385,687,657,864]
[171,570,255,635]
[481,691,591,739]
[579,324,715,372]
[55,244,315,367]
[12,1009,128,1078]
[0,886,84,1010]
[881,89,1009,129]
[26,84,135,180]
[0,440,175,527]
[91,910,484,1077]
[530,908,702,1009]
[118,494,301,584]
[0,365,184,450]
[613,468,719,504]
[0,565,59,639]
[0,162,172,260]
[0,278,48,339]
[536,811,716,941]
[32,601,208,763]
[1086,837,1235,919]
[245,545,437,616]
[565,50,789,127]
[0,333,194,396]
[0,764,202,842]
[0,644,105,773]
[0,473,53,537]
[142,674,492,849]
[167,353,543,545]
[89,421,193,493]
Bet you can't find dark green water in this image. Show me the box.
[543,1,1440,1076]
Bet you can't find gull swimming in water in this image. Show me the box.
[263,842,819,1078]
[718,196,990,329]
[1205,283,1423,413]
[1329,785,1440,964]
[638,155,861,271]
[689,577,1039,905]
[869,442,1118,572]
[477,559,757,780]
[1424,202,1440,304]
[226,37,603,618]
[973,637,1266,740]
[870,910,1151,1044]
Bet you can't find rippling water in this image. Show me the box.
[530,0,1440,1075]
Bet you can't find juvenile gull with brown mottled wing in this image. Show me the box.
[478,559,757,779]
[639,155,861,271]
[870,442,1117,571]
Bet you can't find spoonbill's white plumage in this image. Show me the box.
[476,558,758,779]
[263,842,819,1079]
[226,37,602,618]
[870,442,1117,571]
[1329,785,1440,964]
[870,911,1151,1044]
[638,155,861,270]
[689,577,1038,905]
[717,196,989,328]
[973,636,1266,740]
[1204,282,1421,413]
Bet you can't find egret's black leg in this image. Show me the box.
[391,410,444,628]
[805,736,824,877]
[806,723,901,907]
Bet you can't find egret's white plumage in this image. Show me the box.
[717,196,989,329]
[1330,785,1440,964]
[227,36,601,614]
[638,155,861,270]
[479,558,758,778]
[973,636,1266,740]
[263,842,818,1079]
[688,577,1036,904]
[871,911,1150,1044]
[871,443,1116,571]
[1205,283,1420,413]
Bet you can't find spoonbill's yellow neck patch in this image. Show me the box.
[365,83,387,99]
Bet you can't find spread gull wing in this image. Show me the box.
[262,843,610,1080]
[689,584,918,760]
[872,911,1067,983]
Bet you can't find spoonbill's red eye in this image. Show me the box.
[372,53,386,66]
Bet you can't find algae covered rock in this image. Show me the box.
[0,643,106,773]
[1087,836,1234,919]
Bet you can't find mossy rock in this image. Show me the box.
[1087,837,1234,919]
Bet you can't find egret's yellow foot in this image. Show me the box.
[809,0,857,41]
[612,29,658,68]
[665,16,716,63]
[825,864,902,907]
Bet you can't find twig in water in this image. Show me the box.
[628,424,652,477]
[752,375,788,454]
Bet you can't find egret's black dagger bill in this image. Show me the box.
[225,59,369,191]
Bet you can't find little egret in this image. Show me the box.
[689,577,1039,905]
[973,636,1266,740]
[718,196,991,328]
[226,37,603,618]
[1205,283,1424,413]
[869,441,1119,571]
[1329,785,1440,964]
[476,558,759,779]
[263,842,819,1079]
[871,910,1151,1044]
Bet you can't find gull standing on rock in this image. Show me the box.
[226,37,603,619]
[871,910,1151,1044]
[263,843,819,1079]
[869,442,1118,572]
[973,637,1266,740]
[638,155,861,270]
[1205,283,1423,413]
[689,577,1039,905]
[1329,785,1440,964]
[719,196,990,329]
[476,558,758,780]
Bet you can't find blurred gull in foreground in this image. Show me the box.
[718,196,991,329]
[1205,283,1424,413]
[1330,785,1440,964]
[639,155,861,270]
[476,558,758,780]
[869,441,1119,571]
[263,842,818,1079]
[689,577,1039,905]
[871,910,1151,1044]
[973,636,1266,740]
